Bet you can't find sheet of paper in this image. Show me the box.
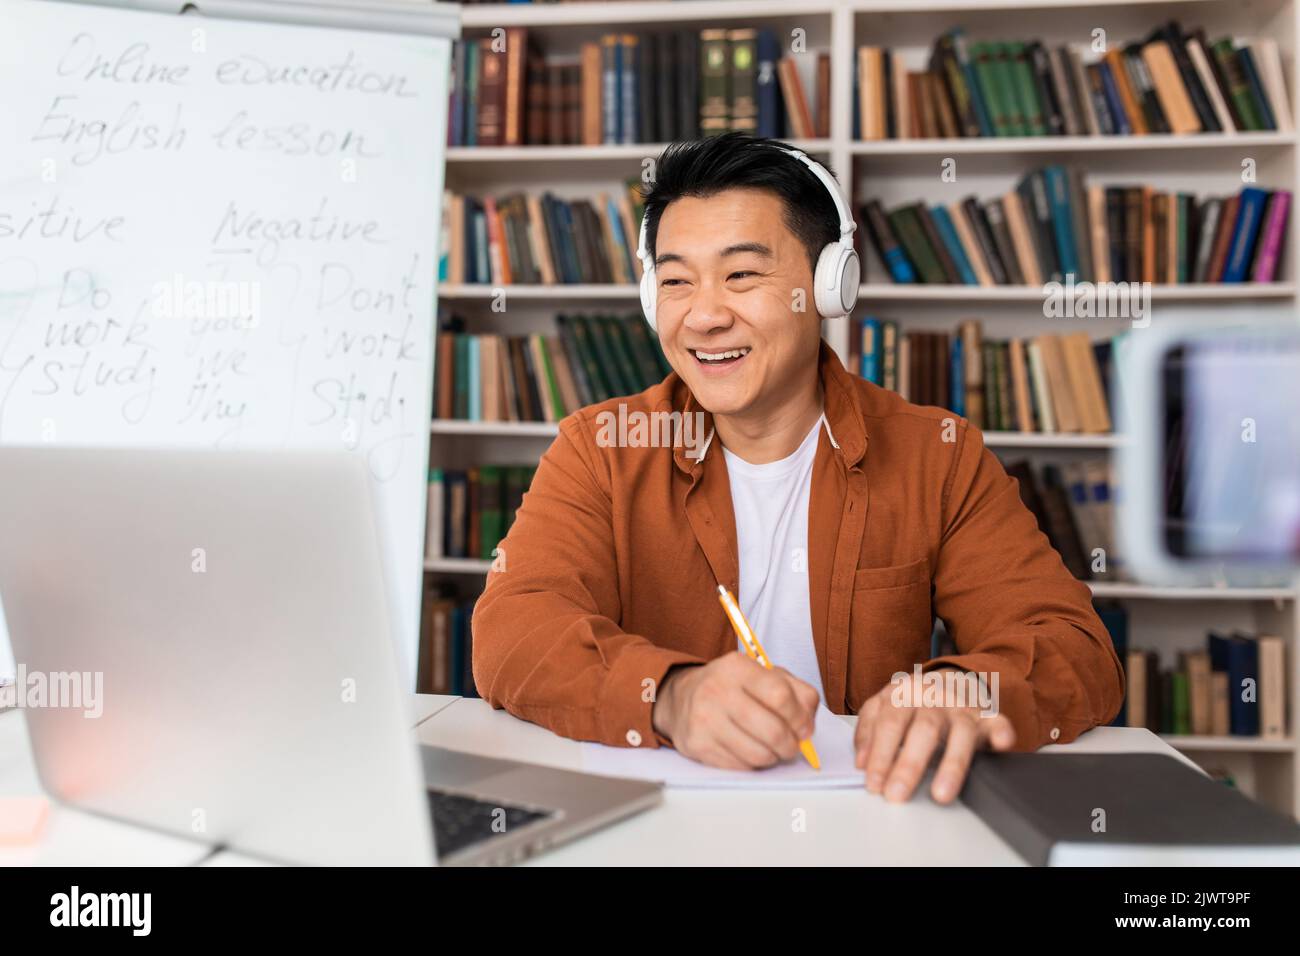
[580,706,865,789]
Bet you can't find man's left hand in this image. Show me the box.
[853,673,1016,804]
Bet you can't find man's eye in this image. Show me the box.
[660,278,686,288]
[729,271,757,280]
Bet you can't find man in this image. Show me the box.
[472,133,1124,804]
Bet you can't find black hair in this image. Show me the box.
[640,133,842,275]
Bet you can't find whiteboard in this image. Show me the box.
[0,0,450,687]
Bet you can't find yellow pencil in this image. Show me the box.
[716,584,821,771]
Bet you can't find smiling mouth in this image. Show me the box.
[691,347,751,370]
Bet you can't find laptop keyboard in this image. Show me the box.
[428,788,556,860]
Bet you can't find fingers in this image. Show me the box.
[687,707,789,769]
[853,693,882,760]
[745,665,818,740]
[982,713,1017,751]
[727,688,802,763]
[881,710,945,803]
[861,699,913,794]
[930,714,978,804]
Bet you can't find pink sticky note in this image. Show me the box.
[0,797,50,845]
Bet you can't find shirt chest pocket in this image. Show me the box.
[847,557,933,705]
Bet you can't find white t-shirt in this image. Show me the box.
[722,416,827,704]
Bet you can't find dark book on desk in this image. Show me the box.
[962,752,1300,866]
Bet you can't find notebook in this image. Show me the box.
[579,705,864,789]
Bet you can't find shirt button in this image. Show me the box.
[1050,727,1061,741]
[626,729,642,747]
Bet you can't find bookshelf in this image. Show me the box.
[430,0,1300,819]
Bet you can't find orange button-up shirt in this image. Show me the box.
[473,342,1124,751]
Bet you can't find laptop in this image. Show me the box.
[0,446,662,866]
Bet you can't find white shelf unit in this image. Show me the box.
[431,0,1300,819]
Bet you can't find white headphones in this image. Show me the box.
[635,144,860,331]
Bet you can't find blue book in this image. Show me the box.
[1237,47,1277,131]
[472,202,489,283]
[548,197,578,283]
[757,30,783,138]
[929,206,978,285]
[1209,633,1261,736]
[605,195,632,280]
[949,336,966,417]
[1043,166,1081,279]
[949,30,994,137]
[1096,62,1131,136]
[1096,606,1128,727]
[1222,188,1269,283]
[467,336,482,421]
[859,318,882,384]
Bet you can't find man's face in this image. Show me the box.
[652,188,822,418]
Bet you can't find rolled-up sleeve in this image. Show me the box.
[471,415,705,748]
[924,423,1126,749]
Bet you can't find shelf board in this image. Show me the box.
[850,132,1297,156]
[460,0,836,28]
[438,283,1298,302]
[425,555,1295,603]
[1160,734,1297,754]
[858,283,1298,302]
[430,420,1125,449]
[1088,582,1296,601]
[431,420,559,438]
[448,141,832,163]
[439,283,638,300]
[424,557,494,574]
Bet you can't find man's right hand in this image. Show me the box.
[651,652,820,769]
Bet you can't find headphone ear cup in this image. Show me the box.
[640,264,658,331]
[813,243,861,319]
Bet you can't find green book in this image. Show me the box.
[994,342,1012,432]
[532,335,566,420]
[992,43,1027,136]
[1172,670,1191,736]
[597,315,643,394]
[887,206,947,284]
[503,466,527,531]
[1006,42,1046,136]
[561,314,614,402]
[573,314,630,396]
[1210,39,1263,131]
[982,342,1001,431]
[616,316,662,387]
[970,42,1011,136]
[624,314,672,379]
[477,465,504,560]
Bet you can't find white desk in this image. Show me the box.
[1,694,1192,866]
[410,697,1197,867]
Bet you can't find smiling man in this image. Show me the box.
[472,133,1124,804]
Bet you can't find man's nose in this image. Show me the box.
[681,280,734,335]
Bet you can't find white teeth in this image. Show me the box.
[694,348,751,362]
